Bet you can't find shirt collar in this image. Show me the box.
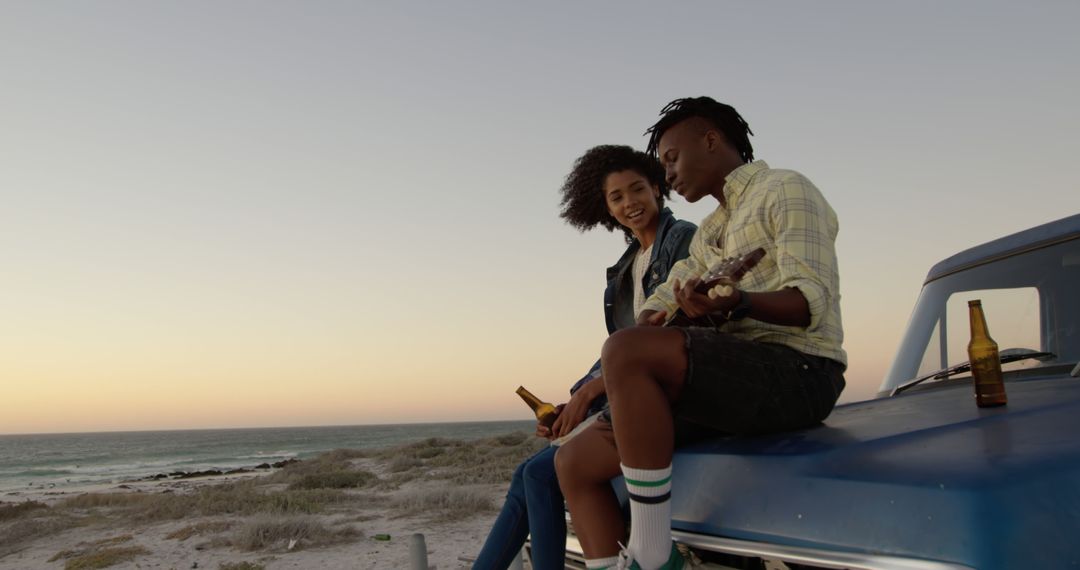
[723,160,769,207]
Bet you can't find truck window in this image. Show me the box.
[915,287,1041,378]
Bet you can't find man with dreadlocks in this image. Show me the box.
[554,97,847,570]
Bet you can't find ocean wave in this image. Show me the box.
[236,451,298,460]
[10,469,76,477]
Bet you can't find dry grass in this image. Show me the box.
[59,480,354,521]
[391,486,496,521]
[50,534,150,569]
[265,449,369,482]
[372,431,546,485]
[60,493,161,509]
[287,469,377,491]
[166,520,233,541]
[387,456,423,472]
[0,512,84,558]
[227,516,362,551]
[219,562,266,570]
[63,546,151,569]
[0,430,543,560]
[0,500,48,521]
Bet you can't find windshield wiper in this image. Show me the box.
[891,348,1057,396]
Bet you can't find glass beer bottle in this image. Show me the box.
[515,386,558,428]
[967,300,1007,407]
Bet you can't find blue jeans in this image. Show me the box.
[473,446,566,570]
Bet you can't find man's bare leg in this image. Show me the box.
[555,421,624,560]
[604,326,689,568]
[601,327,688,467]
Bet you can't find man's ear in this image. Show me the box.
[703,129,725,153]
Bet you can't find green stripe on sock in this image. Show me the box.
[625,475,672,487]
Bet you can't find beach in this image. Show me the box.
[1,431,547,569]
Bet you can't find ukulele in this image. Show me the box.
[663,247,767,327]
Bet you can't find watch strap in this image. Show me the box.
[725,289,752,321]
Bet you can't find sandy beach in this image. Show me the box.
[0,432,547,569]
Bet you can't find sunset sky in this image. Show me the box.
[2,1,1078,434]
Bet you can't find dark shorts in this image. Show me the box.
[670,328,846,442]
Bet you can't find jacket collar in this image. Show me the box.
[607,207,676,276]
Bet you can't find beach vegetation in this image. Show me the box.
[287,469,377,490]
[388,456,423,472]
[60,546,151,569]
[58,480,354,521]
[49,535,150,569]
[219,563,266,570]
[371,430,547,485]
[391,486,495,521]
[227,516,361,551]
[166,520,233,541]
[0,430,545,562]
[0,499,48,521]
[0,512,84,558]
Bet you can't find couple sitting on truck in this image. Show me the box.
[475,97,848,570]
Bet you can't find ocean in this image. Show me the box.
[0,420,534,495]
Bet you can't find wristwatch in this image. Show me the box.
[725,289,752,321]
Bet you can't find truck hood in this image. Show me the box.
[668,375,1080,569]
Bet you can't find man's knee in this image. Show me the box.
[601,328,647,387]
[601,328,684,391]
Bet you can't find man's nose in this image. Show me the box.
[665,166,677,186]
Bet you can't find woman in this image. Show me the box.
[473,145,696,569]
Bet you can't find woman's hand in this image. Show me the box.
[636,309,668,326]
[551,377,604,438]
[535,404,566,440]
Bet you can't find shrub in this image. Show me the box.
[62,546,150,569]
[287,470,377,490]
[228,516,362,551]
[388,456,423,473]
[50,536,149,569]
[0,513,83,558]
[220,563,266,570]
[391,486,495,521]
[166,520,233,541]
[0,500,48,521]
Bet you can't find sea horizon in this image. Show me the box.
[0,419,536,495]
[0,417,533,438]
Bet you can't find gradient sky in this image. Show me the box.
[2,1,1078,434]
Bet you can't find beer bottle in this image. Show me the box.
[515,386,558,428]
[967,300,1007,407]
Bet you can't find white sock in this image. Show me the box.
[586,555,619,569]
[622,463,672,570]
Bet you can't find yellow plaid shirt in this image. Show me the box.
[642,160,847,366]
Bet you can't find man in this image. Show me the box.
[554,97,847,570]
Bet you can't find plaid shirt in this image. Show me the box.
[642,160,847,366]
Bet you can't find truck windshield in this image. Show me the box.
[880,237,1080,396]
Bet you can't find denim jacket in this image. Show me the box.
[569,208,697,411]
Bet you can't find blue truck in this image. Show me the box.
[560,213,1080,569]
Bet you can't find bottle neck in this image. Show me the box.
[968,301,992,340]
[515,386,543,412]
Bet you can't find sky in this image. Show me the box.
[2,1,1078,434]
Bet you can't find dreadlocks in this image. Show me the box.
[644,97,755,164]
[559,145,669,242]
